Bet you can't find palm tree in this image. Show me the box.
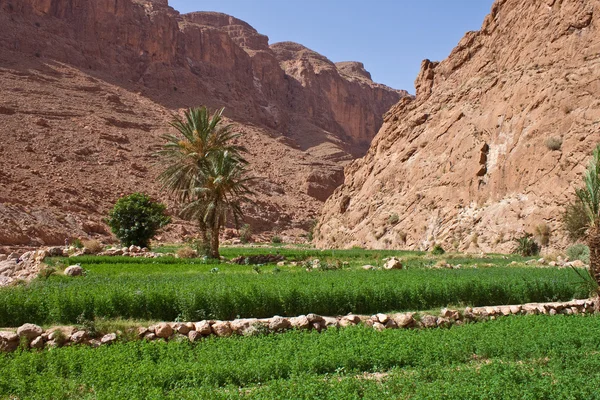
[180,150,253,258]
[565,144,600,287]
[157,106,250,256]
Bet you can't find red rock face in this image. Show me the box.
[316,0,600,253]
[0,0,405,246]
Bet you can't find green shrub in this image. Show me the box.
[271,235,282,244]
[563,200,589,241]
[566,244,590,263]
[71,238,84,249]
[387,213,399,225]
[239,224,252,243]
[513,234,540,257]
[431,244,445,255]
[534,223,551,246]
[106,193,171,248]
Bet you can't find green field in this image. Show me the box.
[0,247,595,399]
[2,316,600,399]
[0,249,586,326]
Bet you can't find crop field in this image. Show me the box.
[0,248,587,326]
[0,247,596,399]
[2,316,600,399]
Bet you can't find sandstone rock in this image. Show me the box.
[0,331,18,343]
[393,313,416,328]
[362,265,376,271]
[30,336,44,349]
[436,317,451,328]
[143,332,157,341]
[101,333,117,345]
[322,316,340,329]
[155,323,173,339]
[306,314,324,323]
[211,321,232,337]
[376,313,389,324]
[383,257,403,270]
[176,323,191,335]
[137,327,149,338]
[88,339,101,348]
[440,309,460,320]
[420,315,438,328]
[70,330,88,344]
[571,260,586,268]
[289,315,310,330]
[17,324,43,340]
[315,0,600,253]
[188,330,202,343]
[64,265,83,276]
[372,322,385,331]
[194,321,212,336]
[268,316,291,331]
[0,2,406,245]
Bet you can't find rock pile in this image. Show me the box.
[230,254,286,265]
[2,299,597,352]
[0,247,59,286]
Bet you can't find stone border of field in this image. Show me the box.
[1,298,597,352]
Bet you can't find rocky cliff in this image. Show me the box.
[316,0,600,253]
[0,0,405,246]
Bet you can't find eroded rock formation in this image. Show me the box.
[0,0,406,245]
[316,0,600,253]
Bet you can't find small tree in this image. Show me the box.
[564,144,600,288]
[106,193,171,248]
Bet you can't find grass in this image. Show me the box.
[2,315,600,399]
[0,259,587,326]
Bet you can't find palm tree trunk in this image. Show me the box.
[587,225,600,286]
[197,219,210,256]
[210,225,220,259]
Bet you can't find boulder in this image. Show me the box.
[289,315,310,330]
[268,316,291,331]
[194,321,212,336]
[393,313,415,328]
[188,330,202,343]
[155,323,173,339]
[17,324,43,340]
[64,265,83,276]
[420,315,438,328]
[30,336,44,349]
[383,257,403,270]
[100,333,117,345]
[211,321,232,337]
[70,330,88,344]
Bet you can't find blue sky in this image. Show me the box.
[169,0,494,93]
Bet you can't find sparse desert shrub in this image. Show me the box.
[431,244,445,255]
[82,239,103,254]
[239,224,252,243]
[387,213,399,225]
[37,266,56,280]
[534,223,551,246]
[271,235,282,244]
[177,246,197,259]
[563,199,589,241]
[106,193,171,248]
[398,231,407,243]
[566,244,590,264]
[513,233,540,257]
[545,137,562,151]
[71,238,84,249]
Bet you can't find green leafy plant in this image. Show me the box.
[431,244,445,255]
[566,244,590,264]
[387,213,400,225]
[271,235,283,244]
[239,224,252,243]
[513,234,540,257]
[106,193,171,248]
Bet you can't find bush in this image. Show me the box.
[513,234,540,257]
[534,223,551,246]
[564,200,588,241]
[387,213,399,225]
[566,244,590,263]
[431,244,445,255]
[106,193,171,248]
[545,137,562,151]
[177,247,197,259]
[71,238,84,249]
[239,224,252,244]
[271,235,282,244]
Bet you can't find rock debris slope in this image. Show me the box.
[0,0,406,245]
[316,0,600,252]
